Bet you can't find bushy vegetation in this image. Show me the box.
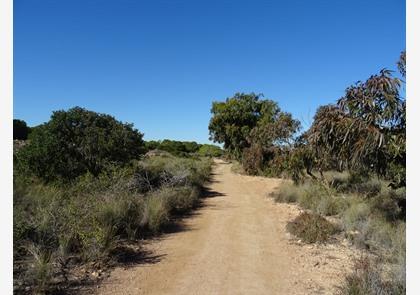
[144,139,223,158]
[13,107,213,293]
[14,119,31,140]
[14,154,212,293]
[16,107,145,182]
[338,256,405,295]
[286,212,339,243]
[271,174,405,293]
[209,51,406,293]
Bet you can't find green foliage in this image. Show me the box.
[308,66,405,186]
[197,144,224,157]
[13,119,31,140]
[16,107,144,181]
[209,92,282,158]
[144,139,212,157]
[144,140,161,151]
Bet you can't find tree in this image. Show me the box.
[208,93,280,159]
[13,119,30,140]
[308,53,406,186]
[247,111,301,148]
[17,107,144,181]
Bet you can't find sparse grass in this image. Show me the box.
[269,181,302,203]
[338,256,405,295]
[25,243,55,294]
[271,179,350,216]
[286,211,339,243]
[341,200,371,232]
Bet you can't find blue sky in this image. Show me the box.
[14,0,405,144]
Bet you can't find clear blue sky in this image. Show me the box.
[14,0,405,144]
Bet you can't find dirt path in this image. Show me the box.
[96,159,358,295]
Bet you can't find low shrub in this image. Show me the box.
[286,212,339,243]
[297,183,347,216]
[242,144,264,175]
[159,186,200,213]
[270,182,302,203]
[338,256,405,295]
[26,244,54,294]
[370,187,406,221]
[142,194,169,234]
[329,172,384,198]
[341,200,371,232]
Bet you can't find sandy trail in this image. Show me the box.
[96,159,357,295]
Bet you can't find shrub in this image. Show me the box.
[26,244,54,294]
[270,182,301,203]
[329,172,384,198]
[341,200,371,232]
[16,107,144,182]
[370,187,406,221]
[162,186,200,213]
[286,212,339,243]
[242,144,264,175]
[97,194,145,240]
[297,183,347,216]
[142,194,169,234]
[13,119,30,140]
[338,256,405,295]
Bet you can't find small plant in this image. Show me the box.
[341,201,371,232]
[269,182,301,203]
[286,212,339,243]
[338,256,405,295]
[27,244,54,293]
[142,194,169,234]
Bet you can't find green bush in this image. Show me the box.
[16,107,144,182]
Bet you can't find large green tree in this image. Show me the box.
[17,107,144,181]
[208,93,281,158]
